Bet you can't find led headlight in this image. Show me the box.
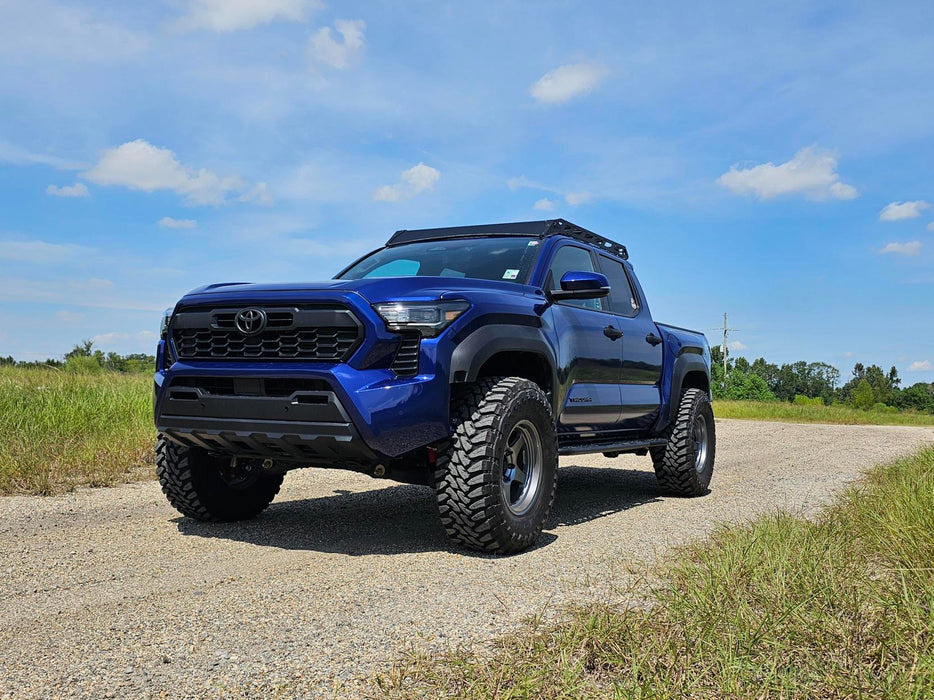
[373,300,470,337]
[160,308,173,340]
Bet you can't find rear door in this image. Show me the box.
[545,244,623,434]
[597,254,663,431]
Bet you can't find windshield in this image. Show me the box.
[338,236,542,284]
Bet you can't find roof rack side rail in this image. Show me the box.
[387,219,628,260]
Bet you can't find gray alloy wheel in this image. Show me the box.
[501,419,545,517]
[434,376,558,555]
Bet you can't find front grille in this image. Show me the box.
[170,305,362,362]
[391,333,421,376]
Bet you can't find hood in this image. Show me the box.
[182,276,536,304]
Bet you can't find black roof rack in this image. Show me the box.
[387,219,628,260]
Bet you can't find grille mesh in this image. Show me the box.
[171,306,360,361]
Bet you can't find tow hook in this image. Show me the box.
[373,464,387,478]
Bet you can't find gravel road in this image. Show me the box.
[2,419,932,699]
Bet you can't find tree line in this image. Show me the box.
[0,340,155,373]
[711,346,934,414]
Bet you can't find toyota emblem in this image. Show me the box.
[235,308,267,335]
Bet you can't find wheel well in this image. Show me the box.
[474,351,553,398]
[681,370,710,397]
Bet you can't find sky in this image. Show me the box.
[1,0,933,383]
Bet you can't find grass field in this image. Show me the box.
[380,446,934,698]
[0,366,154,495]
[2,366,932,497]
[715,399,934,426]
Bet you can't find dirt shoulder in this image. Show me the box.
[1,419,931,698]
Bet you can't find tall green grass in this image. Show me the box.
[380,447,934,698]
[0,366,154,495]
[715,399,934,426]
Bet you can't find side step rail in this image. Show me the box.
[558,437,667,457]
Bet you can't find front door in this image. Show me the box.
[545,244,624,435]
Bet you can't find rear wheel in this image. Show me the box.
[156,435,283,521]
[650,388,715,496]
[434,377,557,554]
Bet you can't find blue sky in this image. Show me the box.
[1,0,932,382]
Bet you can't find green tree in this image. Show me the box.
[724,370,777,401]
[852,379,874,410]
[893,382,934,413]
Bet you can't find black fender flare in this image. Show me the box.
[668,352,710,421]
[449,324,559,411]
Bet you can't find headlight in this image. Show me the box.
[160,308,173,340]
[373,300,469,337]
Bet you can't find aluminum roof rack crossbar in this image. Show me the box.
[387,219,628,260]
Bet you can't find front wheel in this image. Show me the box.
[650,388,715,496]
[156,436,283,522]
[434,377,558,554]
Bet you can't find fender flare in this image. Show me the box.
[667,351,710,421]
[449,324,559,409]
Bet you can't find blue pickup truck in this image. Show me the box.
[154,219,714,553]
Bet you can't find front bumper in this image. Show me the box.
[154,354,451,466]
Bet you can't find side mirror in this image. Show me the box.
[548,271,610,301]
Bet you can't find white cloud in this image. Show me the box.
[0,238,90,264]
[46,183,89,197]
[374,163,440,202]
[728,340,748,351]
[239,182,275,206]
[158,217,197,229]
[509,176,593,207]
[717,146,858,201]
[529,62,609,104]
[565,191,592,206]
[533,198,556,211]
[308,19,365,69]
[82,139,254,206]
[0,142,86,170]
[0,1,149,62]
[175,0,321,32]
[928,222,934,232]
[908,360,932,372]
[879,200,930,221]
[879,241,922,256]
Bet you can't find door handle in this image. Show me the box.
[603,325,623,340]
[645,333,662,346]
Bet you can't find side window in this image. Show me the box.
[598,255,640,317]
[547,245,602,311]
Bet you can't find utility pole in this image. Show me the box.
[722,312,728,379]
[720,312,738,379]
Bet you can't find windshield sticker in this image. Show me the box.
[527,240,539,246]
[503,269,520,280]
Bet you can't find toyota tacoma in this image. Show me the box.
[154,219,714,554]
